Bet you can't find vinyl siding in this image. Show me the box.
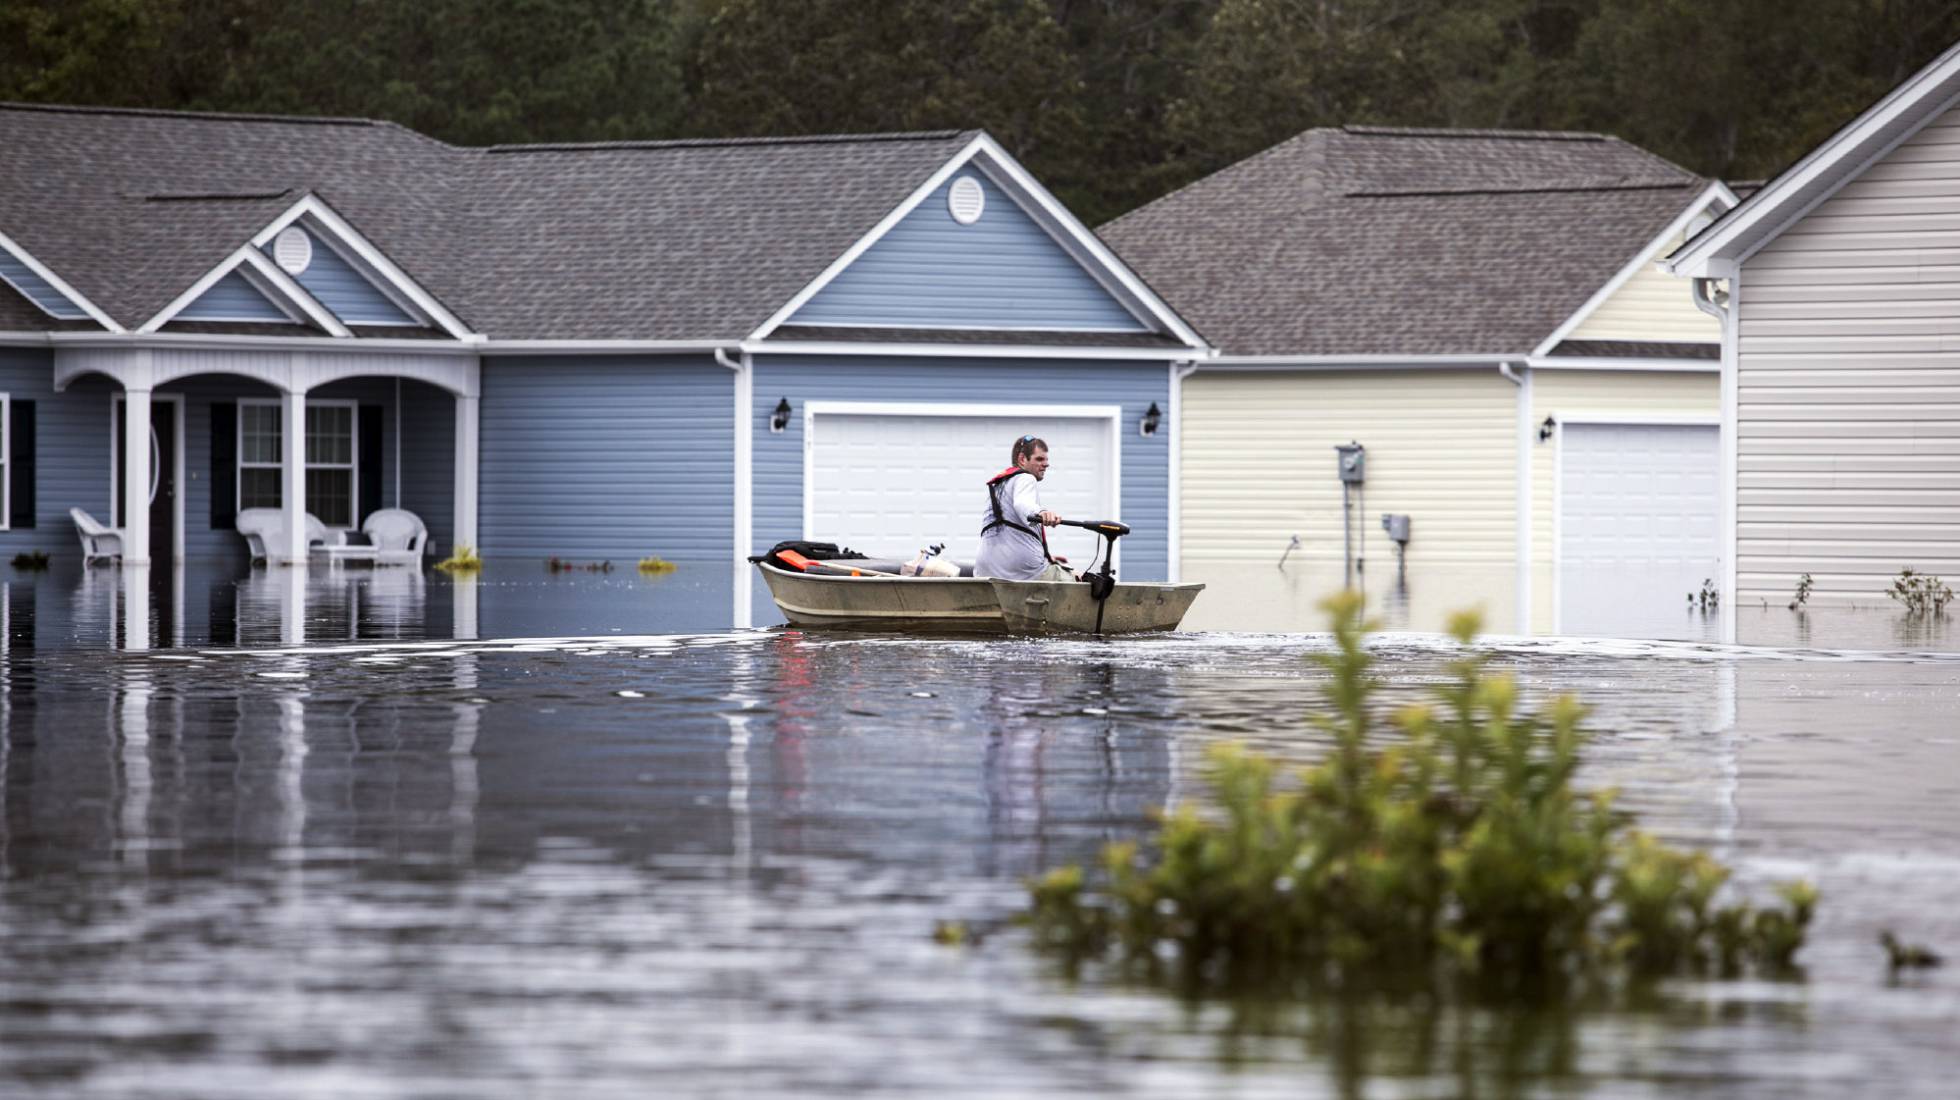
[751,356,1171,579]
[0,252,89,320]
[0,347,114,555]
[478,356,733,561]
[1567,228,1723,343]
[1736,104,1960,613]
[1180,369,1517,566]
[788,164,1147,332]
[1527,369,1720,631]
[398,380,455,554]
[178,270,290,322]
[264,226,418,326]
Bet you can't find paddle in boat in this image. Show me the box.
[751,519,1204,634]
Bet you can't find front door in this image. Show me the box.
[116,401,177,561]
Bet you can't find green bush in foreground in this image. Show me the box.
[1025,592,1815,990]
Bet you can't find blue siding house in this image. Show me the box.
[0,105,1208,626]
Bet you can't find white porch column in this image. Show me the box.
[122,386,153,566]
[453,394,479,554]
[282,387,309,566]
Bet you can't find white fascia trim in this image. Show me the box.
[1524,356,1719,373]
[1203,354,1507,372]
[1533,181,1740,358]
[249,194,477,340]
[1667,48,1960,275]
[137,245,349,336]
[47,330,476,356]
[781,319,1158,335]
[805,400,1123,420]
[0,227,125,331]
[742,339,1185,361]
[748,134,1210,351]
[1553,410,1722,427]
[480,339,726,356]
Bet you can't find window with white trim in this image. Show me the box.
[238,399,359,527]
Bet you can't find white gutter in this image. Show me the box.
[1499,363,1532,635]
[1525,356,1718,373]
[1204,353,1507,371]
[715,346,754,629]
[1167,359,1200,582]
[46,330,482,355]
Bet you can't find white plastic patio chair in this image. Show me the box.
[362,508,429,567]
[236,507,340,564]
[70,507,124,565]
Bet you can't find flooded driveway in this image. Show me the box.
[0,564,1956,1096]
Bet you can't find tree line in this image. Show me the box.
[5,0,1957,224]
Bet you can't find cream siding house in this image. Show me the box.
[1667,41,1960,649]
[1104,127,1733,636]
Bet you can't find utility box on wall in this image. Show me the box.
[1335,442,1366,484]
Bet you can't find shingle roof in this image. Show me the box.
[0,102,975,340]
[1099,126,1710,357]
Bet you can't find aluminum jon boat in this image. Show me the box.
[753,520,1204,635]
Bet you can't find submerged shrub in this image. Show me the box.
[10,551,49,570]
[435,545,483,573]
[1887,568,1953,616]
[637,557,677,574]
[1023,592,1814,991]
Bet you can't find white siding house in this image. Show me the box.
[1667,41,1960,648]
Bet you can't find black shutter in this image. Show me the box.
[210,402,236,529]
[359,404,384,524]
[9,400,34,529]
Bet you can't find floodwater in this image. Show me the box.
[1,563,1957,1097]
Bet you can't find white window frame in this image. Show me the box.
[237,397,361,528]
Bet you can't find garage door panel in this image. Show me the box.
[808,409,1116,565]
[1559,423,1721,637]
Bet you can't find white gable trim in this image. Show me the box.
[1668,43,1960,276]
[138,246,350,336]
[749,134,1208,349]
[249,194,476,340]
[1532,181,1737,358]
[0,228,125,332]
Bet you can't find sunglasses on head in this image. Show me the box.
[1021,435,1036,442]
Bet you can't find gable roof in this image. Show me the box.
[1098,126,1712,358]
[1667,40,1960,276]
[0,102,1013,342]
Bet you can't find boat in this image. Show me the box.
[753,520,1204,634]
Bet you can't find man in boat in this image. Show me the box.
[976,434,1072,582]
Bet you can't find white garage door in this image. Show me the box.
[1558,422,1720,637]
[806,404,1119,567]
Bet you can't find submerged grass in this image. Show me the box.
[1024,592,1815,994]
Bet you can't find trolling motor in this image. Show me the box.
[1041,517,1130,633]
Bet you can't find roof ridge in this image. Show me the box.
[1341,124,1611,142]
[0,99,392,128]
[1101,129,1339,231]
[484,130,971,153]
[1347,180,1699,198]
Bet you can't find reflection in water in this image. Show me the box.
[0,619,1956,1093]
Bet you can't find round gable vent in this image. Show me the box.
[273,227,313,275]
[948,175,985,224]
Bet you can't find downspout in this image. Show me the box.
[1167,359,1200,583]
[715,346,753,628]
[1499,362,1531,635]
[1692,276,1739,644]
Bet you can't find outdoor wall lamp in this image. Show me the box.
[1139,401,1161,437]
[771,397,792,433]
[1538,415,1556,442]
